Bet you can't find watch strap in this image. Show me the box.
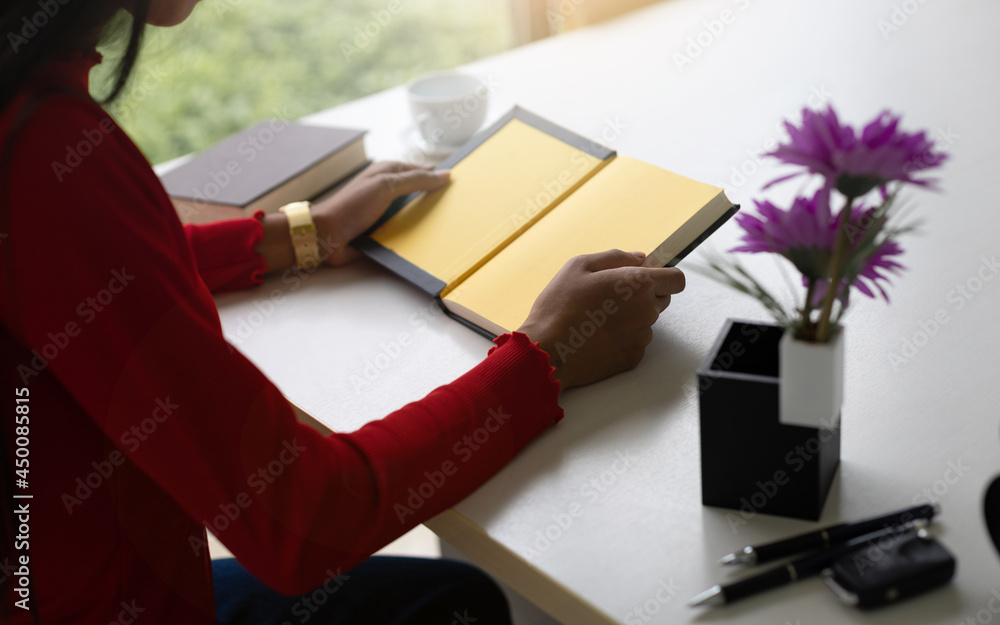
[278,201,320,270]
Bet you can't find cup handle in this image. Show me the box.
[415,112,435,144]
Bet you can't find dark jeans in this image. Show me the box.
[212,556,512,625]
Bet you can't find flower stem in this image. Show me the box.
[816,195,855,342]
[803,278,816,320]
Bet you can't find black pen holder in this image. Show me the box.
[697,319,840,521]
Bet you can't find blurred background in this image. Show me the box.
[92,0,514,165]
[90,0,664,165]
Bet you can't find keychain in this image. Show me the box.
[822,527,956,609]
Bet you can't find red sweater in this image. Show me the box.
[0,52,562,623]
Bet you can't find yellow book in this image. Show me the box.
[354,107,737,338]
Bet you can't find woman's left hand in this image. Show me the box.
[311,161,451,266]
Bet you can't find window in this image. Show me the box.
[94,0,513,164]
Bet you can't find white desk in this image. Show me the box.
[213,0,1000,622]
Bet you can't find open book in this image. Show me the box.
[354,107,737,338]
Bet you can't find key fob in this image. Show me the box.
[822,529,955,609]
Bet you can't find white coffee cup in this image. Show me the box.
[407,71,490,147]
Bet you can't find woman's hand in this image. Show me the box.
[517,250,685,390]
[311,161,451,266]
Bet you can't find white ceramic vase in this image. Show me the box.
[778,328,844,429]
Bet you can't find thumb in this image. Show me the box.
[382,169,451,198]
[578,249,645,272]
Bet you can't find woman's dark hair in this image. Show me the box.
[0,0,153,334]
[0,0,151,110]
[1,3,151,623]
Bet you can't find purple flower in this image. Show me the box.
[851,238,904,300]
[732,190,904,301]
[765,107,856,188]
[766,107,947,196]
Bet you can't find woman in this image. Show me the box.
[0,1,685,623]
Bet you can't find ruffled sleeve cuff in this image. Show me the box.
[183,210,267,293]
[486,332,564,447]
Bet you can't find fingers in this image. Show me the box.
[654,294,672,313]
[648,270,681,318]
[379,168,451,199]
[616,267,681,315]
[369,161,435,175]
[648,267,685,297]
[576,249,645,272]
[598,265,685,297]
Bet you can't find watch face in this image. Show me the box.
[281,201,311,213]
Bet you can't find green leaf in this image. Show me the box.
[692,255,794,327]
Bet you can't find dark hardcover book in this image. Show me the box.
[355,106,738,339]
[160,120,367,219]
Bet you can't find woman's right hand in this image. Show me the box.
[517,249,686,390]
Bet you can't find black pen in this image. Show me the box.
[718,503,940,566]
[690,520,929,608]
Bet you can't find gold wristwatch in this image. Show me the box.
[278,201,321,270]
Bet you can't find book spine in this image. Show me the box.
[351,236,447,296]
[436,298,498,340]
[664,204,740,267]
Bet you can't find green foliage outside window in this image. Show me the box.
[92,0,511,164]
